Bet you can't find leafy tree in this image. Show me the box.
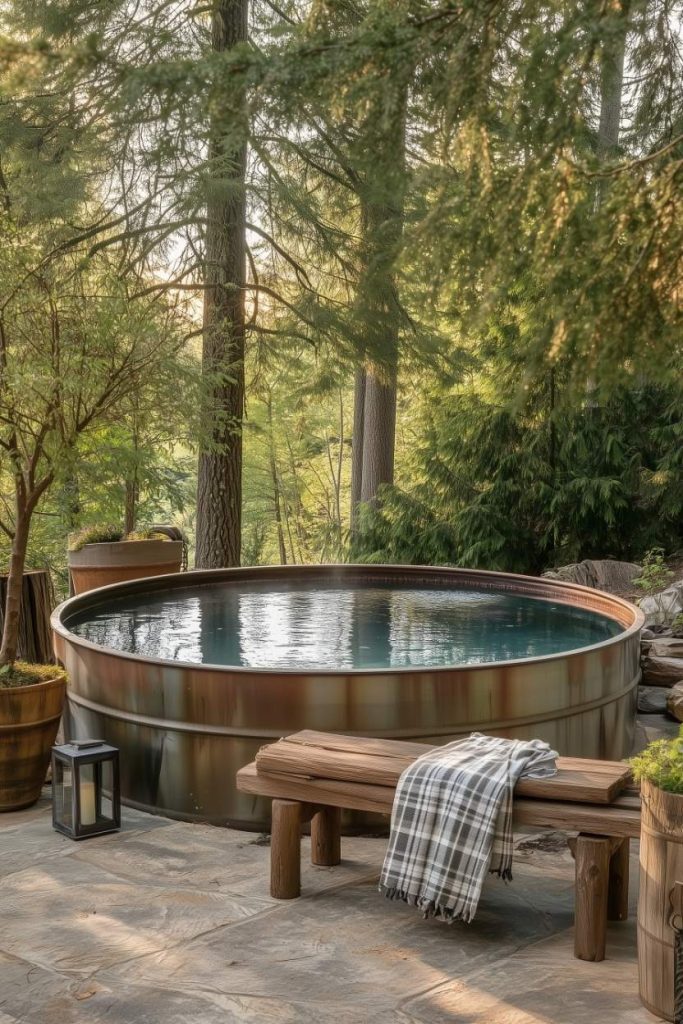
[0,30,195,661]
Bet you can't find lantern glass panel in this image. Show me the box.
[99,759,114,821]
[53,758,73,832]
[78,762,97,827]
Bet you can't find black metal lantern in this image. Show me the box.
[51,740,120,839]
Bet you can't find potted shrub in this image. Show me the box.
[631,731,683,1021]
[68,525,184,595]
[0,661,67,811]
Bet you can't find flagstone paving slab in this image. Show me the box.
[0,793,658,1024]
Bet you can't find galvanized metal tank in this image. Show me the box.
[51,564,643,829]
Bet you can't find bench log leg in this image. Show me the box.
[573,834,611,962]
[271,799,302,899]
[607,838,629,922]
[311,806,341,867]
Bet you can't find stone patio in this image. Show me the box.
[0,785,661,1024]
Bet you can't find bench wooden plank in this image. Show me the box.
[286,730,433,759]
[238,762,394,815]
[237,762,641,838]
[284,731,630,775]
[255,732,632,804]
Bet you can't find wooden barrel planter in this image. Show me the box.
[0,673,66,811]
[68,540,183,595]
[638,778,683,1021]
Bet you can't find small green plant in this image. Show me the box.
[68,524,124,552]
[672,613,683,629]
[633,548,674,596]
[69,525,171,551]
[631,729,683,795]
[125,529,169,542]
[0,661,64,689]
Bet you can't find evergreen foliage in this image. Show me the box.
[0,0,682,582]
[353,377,683,572]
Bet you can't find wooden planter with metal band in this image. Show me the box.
[237,730,640,963]
[0,672,66,811]
[68,540,183,595]
[638,780,683,1021]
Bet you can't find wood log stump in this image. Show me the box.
[607,838,630,922]
[570,834,612,961]
[311,806,341,866]
[0,570,55,665]
[271,799,303,899]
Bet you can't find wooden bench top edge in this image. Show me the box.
[254,735,633,804]
[281,730,630,771]
[236,762,641,839]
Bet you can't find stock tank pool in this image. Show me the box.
[52,564,643,827]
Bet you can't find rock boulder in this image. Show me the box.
[542,559,641,595]
[641,654,683,688]
[638,685,669,713]
[639,580,683,627]
[667,682,683,723]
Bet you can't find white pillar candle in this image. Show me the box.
[80,779,97,826]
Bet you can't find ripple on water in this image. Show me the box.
[66,580,623,671]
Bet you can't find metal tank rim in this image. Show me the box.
[51,562,644,674]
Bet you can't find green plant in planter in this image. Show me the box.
[631,729,683,794]
[68,524,124,552]
[125,529,169,542]
[69,524,170,552]
[0,661,66,690]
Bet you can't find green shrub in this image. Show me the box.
[633,548,674,596]
[630,730,683,794]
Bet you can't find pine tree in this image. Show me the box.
[195,0,249,568]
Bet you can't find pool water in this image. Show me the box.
[66,579,622,671]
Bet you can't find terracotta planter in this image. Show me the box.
[0,672,66,811]
[68,540,183,595]
[638,779,683,1021]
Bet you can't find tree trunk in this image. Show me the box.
[334,388,345,546]
[124,474,138,535]
[266,393,287,565]
[195,0,248,569]
[63,470,80,532]
[360,361,398,505]
[350,366,366,533]
[596,7,627,164]
[587,4,628,408]
[351,81,407,514]
[0,513,30,665]
[124,413,140,535]
[0,570,55,665]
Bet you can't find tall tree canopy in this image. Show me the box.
[0,0,681,595]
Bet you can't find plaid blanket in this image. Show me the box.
[379,733,558,923]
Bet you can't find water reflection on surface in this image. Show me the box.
[67,581,622,670]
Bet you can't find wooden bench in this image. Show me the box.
[236,730,641,963]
